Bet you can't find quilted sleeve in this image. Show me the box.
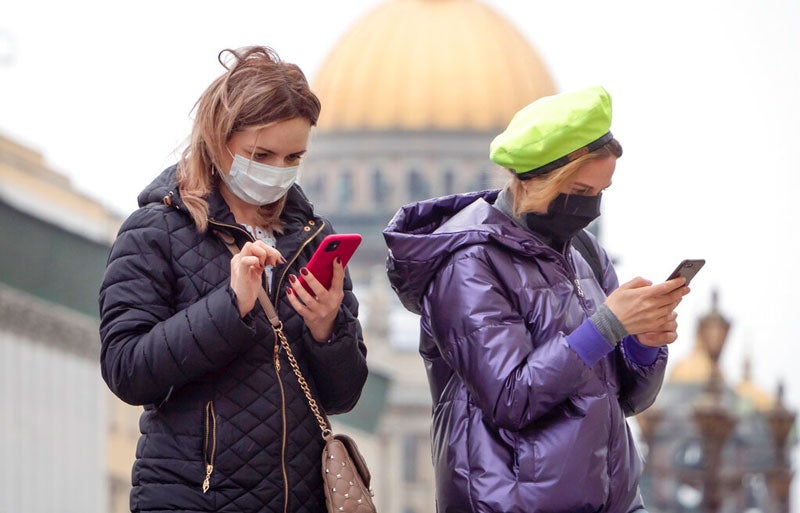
[300,266,368,415]
[99,207,258,406]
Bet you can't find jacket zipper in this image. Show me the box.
[202,401,217,493]
[566,242,614,504]
[272,222,326,307]
[563,248,590,312]
[208,219,257,244]
[208,217,325,513]
[270,223,324,513]
[573,277,586,298]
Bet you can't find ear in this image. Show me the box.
[517,178,553,214]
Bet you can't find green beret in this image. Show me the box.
[489,86,613,179]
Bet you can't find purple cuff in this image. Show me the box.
[567,319,615,368]
[622,336,660,366]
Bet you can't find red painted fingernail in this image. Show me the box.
[335,257,342,264]
[300,267,309,276]
[289,274,297,283]
[285,286,292,295]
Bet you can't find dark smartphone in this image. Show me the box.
[666,259,705,285]
[298,233,362,293]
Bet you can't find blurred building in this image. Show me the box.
[636,293,797,513]
[0,132,128,512]
[301,0,555,511]
[302,0,555,265]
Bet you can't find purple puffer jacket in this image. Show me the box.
[383,190,666,513]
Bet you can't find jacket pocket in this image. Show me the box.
[202,401,217,493]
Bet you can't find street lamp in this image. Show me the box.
[636,407,663,505]
[691,291,736,513]
[693,392,736,513]
[765,381,796,513]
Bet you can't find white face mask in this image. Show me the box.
[219,152,299,206]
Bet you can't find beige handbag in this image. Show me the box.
[320,433,376,512]
[217,233,377,513]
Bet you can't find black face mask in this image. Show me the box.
[522,193,602,244]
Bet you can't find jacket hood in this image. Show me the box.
[383,189,553,315]
[138,165,179,208]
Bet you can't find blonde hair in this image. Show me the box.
[507,138,623,216]
[177,46,321,232]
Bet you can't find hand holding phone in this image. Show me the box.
[298,234,362,294]
[666,259,705,286]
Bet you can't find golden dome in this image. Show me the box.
[735,357,773,412]
[312,0,556,132]
[669,346,713,384]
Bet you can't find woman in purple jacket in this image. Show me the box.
[383,86,689,513]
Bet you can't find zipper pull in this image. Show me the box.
[274,343,281,371]
[574,278,585,298]
[202,464,213,493]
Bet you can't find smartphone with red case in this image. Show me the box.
[298,234,362,293]
[666,259,705,286]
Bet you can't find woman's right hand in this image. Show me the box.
[604,276,689,340]
[230,241,285,317]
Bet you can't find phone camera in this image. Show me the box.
[325,241,341,251]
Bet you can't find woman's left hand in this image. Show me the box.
[636,310,680,347]
[285,257,346,343]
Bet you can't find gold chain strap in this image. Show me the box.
[272,322,332,439]
[214,230,332,441]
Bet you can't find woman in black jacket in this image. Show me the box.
[99,46,368,513]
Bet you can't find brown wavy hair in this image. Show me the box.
[507,138,623,216]
[177,46,321,232]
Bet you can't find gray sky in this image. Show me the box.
[2,0,799,500]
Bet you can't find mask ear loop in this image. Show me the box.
[223,143,251,176]
[220,143,237,177]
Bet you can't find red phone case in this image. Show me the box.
[298,234,362,293]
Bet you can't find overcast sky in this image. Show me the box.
[2,0,799,497]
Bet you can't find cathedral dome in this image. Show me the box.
[312,0,556,132]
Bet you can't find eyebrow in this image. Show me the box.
[245,146,308,156]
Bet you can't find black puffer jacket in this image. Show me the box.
[99,165,368,513]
